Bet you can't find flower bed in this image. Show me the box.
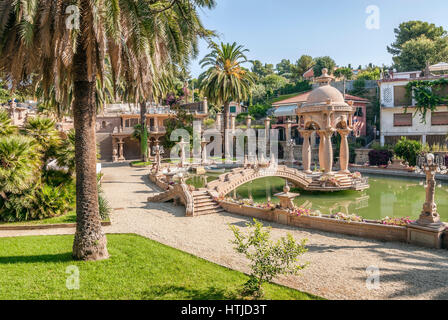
[218,200,408,243]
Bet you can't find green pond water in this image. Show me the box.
[187,173,448,222]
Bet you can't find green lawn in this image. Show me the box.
[0,234,319,300]
[130,160,152,167]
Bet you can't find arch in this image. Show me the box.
[304,121,320,131]
[207,166,313,197]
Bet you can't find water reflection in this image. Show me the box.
[186,173,448,221]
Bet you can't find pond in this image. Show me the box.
[187,173,448,222]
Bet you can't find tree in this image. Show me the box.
[294,55,315,80]
[387,21,447,55]
[276,59,293,78]
[388,21,448,71]
[199,42,255,157]
[0,0,215,261]
[250,84,267,104]
[55,129,76,176]
[251,60,274,78]
[261,74,289,93]
[394,36,448,71]
[357,67,381,80]
[230,219,308,298]
[334,67,354,80]
[21,116,61,166]
[313,57,336,77]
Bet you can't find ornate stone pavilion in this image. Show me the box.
[297,69,369,190]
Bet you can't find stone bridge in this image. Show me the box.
[206,165,313,198]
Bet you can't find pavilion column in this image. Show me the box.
[285,120,292,141]
[323,129,334,174]
[338,129,351,173]
[317,130,326,171]
[299,130,312,174]
[264,117,271,156]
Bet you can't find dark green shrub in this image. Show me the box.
[368,149,393,166]
[0,183,72,222]
[393,137,423,166]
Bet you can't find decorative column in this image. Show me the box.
[299,130,312,174]
[323,129,334,174]
[118,138,125,161]
[201,136,208,165]
[264,117,271,156]
[178,137,188,168]
[230,114,236,131]
[285,119,292,142]
[338,129,351,174]
[203,97,208,114]
[317,130,326,171]
[216,112,222,132]
[407,153,447,248]
[245,115,252,129]
[112,138,118,163]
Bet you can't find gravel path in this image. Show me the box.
[2,162,448,300]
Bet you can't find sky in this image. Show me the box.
[189,0,448,77]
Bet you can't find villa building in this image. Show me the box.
[379,65,448,146]
[96,100,208,162]
[1,101,38,127]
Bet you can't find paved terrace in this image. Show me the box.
[2,163,448,300]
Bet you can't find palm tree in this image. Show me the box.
[0,0,215,260]
[199,42,255,156]
[22,116,61,164]
[55,129,76,176]
[0,135,40,200]
[0,110,16,137]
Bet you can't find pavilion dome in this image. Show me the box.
[306,85,345,105]
[303,68,348,107]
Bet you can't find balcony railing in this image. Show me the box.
[149,126,166,133]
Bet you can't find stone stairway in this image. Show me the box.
[307,173,353,191]
[192,190,225,216]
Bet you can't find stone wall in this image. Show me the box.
[354,149,372,165]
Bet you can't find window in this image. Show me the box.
[393,113,413,127]
[393,86,412,107]
[230,106,236,113]
[101,121,107,129]
[431,112,448,126]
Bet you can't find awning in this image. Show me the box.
[430,62,448,72]
[273,105,297,117]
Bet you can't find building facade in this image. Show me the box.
[95,100,208,162]
[379,70,448,146]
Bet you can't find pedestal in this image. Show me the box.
[407,223,446,249]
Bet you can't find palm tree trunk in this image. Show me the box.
[72,17,109,261]
[223,101,230,159]
[140,101,148,162]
